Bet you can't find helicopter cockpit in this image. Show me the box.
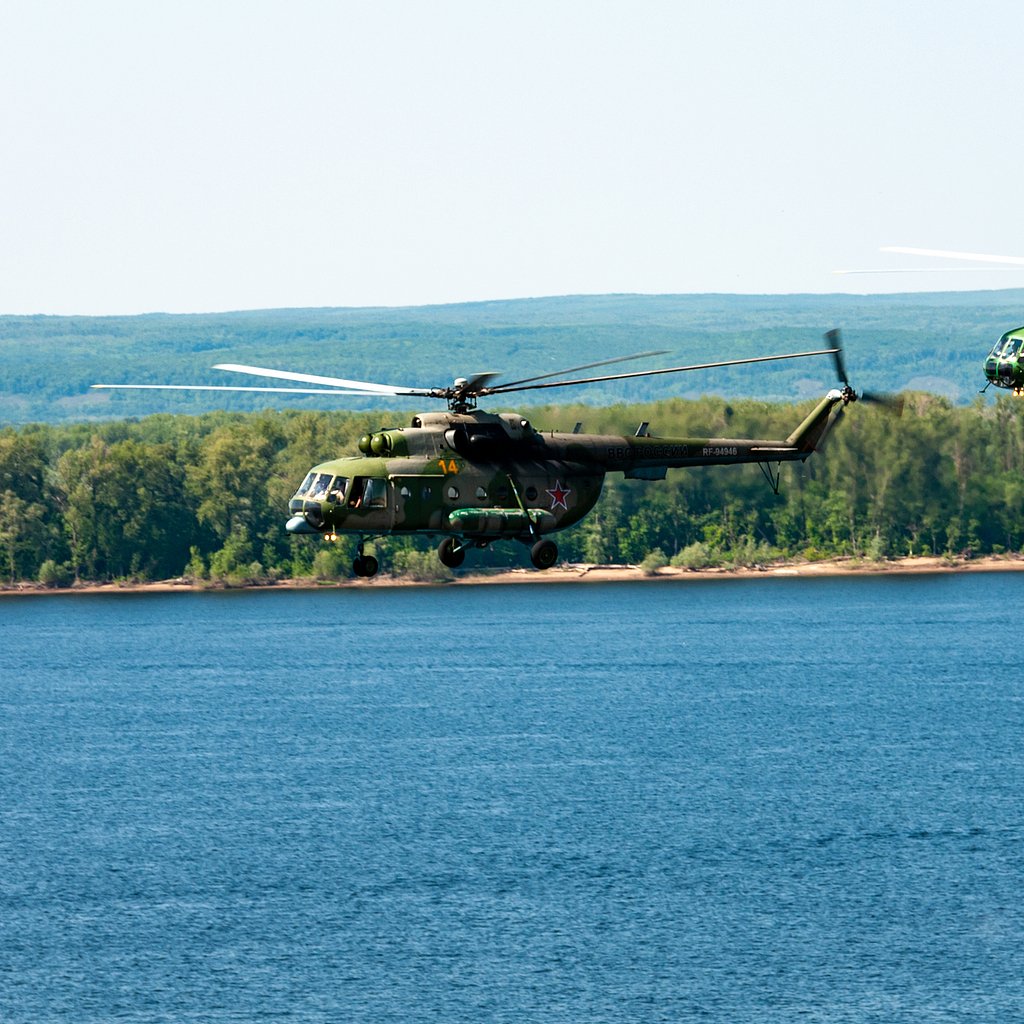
[288,471,390,534]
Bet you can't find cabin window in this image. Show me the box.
[364,478,387,508]
[346,477,387,508]
[447,485,460,500]
[1007,338,1023,357]
[525,486,538,501]
[475,486,488,500]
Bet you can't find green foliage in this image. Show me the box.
[37,558,73,588]
[184,546,207,581]
[311,543,353,580]
[208,528,265,585]
[391,547,455,582]
[671,542,721,570]
[639,549,669,575]
[723,538,776,569]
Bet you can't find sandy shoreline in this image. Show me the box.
[3,555,1024,596]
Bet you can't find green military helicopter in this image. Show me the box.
[983,325,1024,394]
[94,331,880,577]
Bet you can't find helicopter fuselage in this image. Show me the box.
[287,410,604,541]
[286,395,847,560]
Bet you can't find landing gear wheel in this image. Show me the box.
[438,536,466,568]
[530,539,558,570]
[353,555,379,578]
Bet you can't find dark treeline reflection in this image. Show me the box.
[3,393,1023,584]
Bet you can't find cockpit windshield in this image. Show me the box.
[293,471,317,499]
[293,471,346,502]
[309,473,333,500]
[988,336,1023,359]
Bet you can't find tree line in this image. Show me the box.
[2,393,1023,585]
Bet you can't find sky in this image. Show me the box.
[3,0,1024,315]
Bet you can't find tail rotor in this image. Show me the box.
[825,329,904,416]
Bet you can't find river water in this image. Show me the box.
[1,574,1022,1022]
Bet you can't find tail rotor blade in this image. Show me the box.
[825,328,849,385]
[861,391,905,416]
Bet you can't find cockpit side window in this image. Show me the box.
[327,476,348,503]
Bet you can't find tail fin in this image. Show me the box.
[785,389,848,453]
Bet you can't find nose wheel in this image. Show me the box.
[353,541,379,578]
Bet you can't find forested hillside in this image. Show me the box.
[3,290,1024,424]
[3,393,1023,586]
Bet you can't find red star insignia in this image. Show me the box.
[547,480,571,510]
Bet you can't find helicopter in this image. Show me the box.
[93,331,882,578]
[836,245,1024,393]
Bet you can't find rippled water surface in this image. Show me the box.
[2,574,1023,1022]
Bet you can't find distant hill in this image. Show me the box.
[3,290,1022,424]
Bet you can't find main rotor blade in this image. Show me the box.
[495,350,670,391]
[834,267,1023,275]
[482,347,840,397]
[212,363,435,396]
[91,383,378,395]
[835,245,1024,274]
[881,246,1024,266]
[457,372,501,393]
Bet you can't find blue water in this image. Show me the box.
[2,574,1023,1022]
